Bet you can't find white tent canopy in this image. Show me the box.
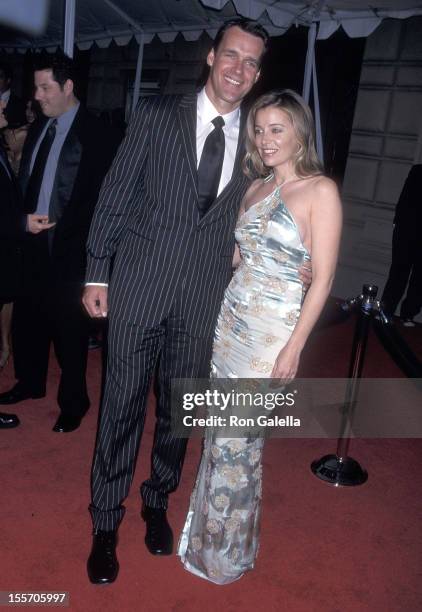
[1,0,422,52]
[1,0,422,158]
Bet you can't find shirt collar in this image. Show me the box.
[51,101,80,133]
[197,88,239,130]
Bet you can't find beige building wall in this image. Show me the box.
[334,17,422,322]
[85,34,210,114]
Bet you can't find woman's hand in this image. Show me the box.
[298,259,312,287]
[270,343,301,382]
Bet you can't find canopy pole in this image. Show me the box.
[104,0,143,31]
[312,53,324,163]
[303,1,325,163]
[64,0,76,58]
[103,0,145,117]
[132,33,145,115]
[302,23,316,103]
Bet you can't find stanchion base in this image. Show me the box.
[311,454,368,487]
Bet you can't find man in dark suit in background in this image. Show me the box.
[382,164,422,326]
[0,101,22,429]
[0,55,121,432]
[83,18,268,584]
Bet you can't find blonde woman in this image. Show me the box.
[178,89,342,584]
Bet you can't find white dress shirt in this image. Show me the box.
[196,87,240,196]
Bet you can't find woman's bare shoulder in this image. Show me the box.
[298,175,339,206]
[310,175,339,198]
[307,175,342,221]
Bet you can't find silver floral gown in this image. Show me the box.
[178,184,310,584]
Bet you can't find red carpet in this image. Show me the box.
[1,303,421,611]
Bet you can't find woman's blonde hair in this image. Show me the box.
[243,89,323,179]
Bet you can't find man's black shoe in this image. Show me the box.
[0,412,20,428]
[52,414,83,433]
[0,384,45,405]
[141,505,173,555]
[87,529,119,584]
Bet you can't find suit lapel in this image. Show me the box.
[19,117,48,206]
[49,107,83,224]
[177,93,198,200]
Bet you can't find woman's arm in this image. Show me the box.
[271,177,342,379]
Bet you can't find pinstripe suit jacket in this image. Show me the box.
[86,93,250,337]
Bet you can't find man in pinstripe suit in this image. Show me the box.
[83,19,268,584]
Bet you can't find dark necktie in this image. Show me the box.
[197,115,225,215]
[25,119,57,211]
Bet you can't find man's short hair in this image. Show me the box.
[0,62,13,81]
[33,53,77,89]
[213,18,269,60]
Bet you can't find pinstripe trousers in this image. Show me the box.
[90,302,213,531]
